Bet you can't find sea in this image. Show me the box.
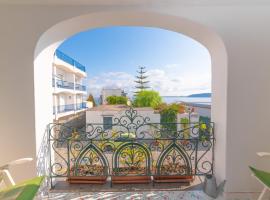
[162,96,212,105]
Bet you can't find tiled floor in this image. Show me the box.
[39,191,266,200]
[36,179,264,200]
[41,190,221,200]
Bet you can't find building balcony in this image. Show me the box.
[53,103,87,114]
[75,83,86,91]
[55,49,86,72]
[55,79,74,90]
[76,102,87,110]
[56,104,75,113]
[52,78,86,93]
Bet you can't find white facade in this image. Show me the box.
[52,50,87,120]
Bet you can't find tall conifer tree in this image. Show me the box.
[134,66,149,94]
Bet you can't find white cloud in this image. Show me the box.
[88,65,211,97]
[88,72,136,97]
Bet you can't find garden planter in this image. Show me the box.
[112,167,151,184]
[67,165,108,184]
[111,175,151,184]
[153,175,193,183]
[152,166,194,184]
[67,176,107,184]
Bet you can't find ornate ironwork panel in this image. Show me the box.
[48,107,215,187]
[113,142,151,176]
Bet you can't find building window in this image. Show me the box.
[103,116,113,130]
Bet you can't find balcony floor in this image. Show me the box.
[43,190,218,200]
[36,177,264,200]
[37,179,223,200]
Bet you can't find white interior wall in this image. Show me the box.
[0,4,269,194]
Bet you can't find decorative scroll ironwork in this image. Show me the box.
[113,142,151,176]
[71,143,108,176]
[48,107,215,187]
[156,142,192,175]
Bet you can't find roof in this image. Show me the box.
[88,104,154,112]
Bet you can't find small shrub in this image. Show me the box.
[133,90,162,108]
[106,95,128,105]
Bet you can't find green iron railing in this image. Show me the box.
[48,107,214,187]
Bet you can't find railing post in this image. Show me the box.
[67,139,70,178]
[47,124,54,189]
[194,137,199,176]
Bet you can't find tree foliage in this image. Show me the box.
[133,90,162,108]
[159,104,178,136]
[106,95,128,105]
[86,94,96,107]
[134,66,149,94]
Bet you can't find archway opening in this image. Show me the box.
[34,11,227,187]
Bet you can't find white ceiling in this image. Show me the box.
[0,0,269,6]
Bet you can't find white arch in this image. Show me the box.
[34,11,227,183]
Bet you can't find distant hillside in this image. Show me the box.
[187,93,211,97]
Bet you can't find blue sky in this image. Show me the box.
[58,26,211,97]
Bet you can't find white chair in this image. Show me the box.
[0,158,33,187]
[249,152,270,200]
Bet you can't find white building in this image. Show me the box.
[52,50,87,120]
[184,102,211,118]
[86,105,160,137]
[100,88,126,105]
[86,105,200,138]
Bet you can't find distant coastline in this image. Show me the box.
[187,93,211,98]
[162,92,212,98]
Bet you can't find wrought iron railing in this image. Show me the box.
[48,107,214,187]
[55,50,86,72]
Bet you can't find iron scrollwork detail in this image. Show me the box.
[48,107,215,184]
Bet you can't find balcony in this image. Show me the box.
[55,80,74,90]
[53,103,87,114]
[56,104,75,113]
[75,83,86,91]
[76,102,87,110]
[52,78,86,92]
[48,107,214,189]
[55,49,86,72]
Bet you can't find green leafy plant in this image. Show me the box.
[180,117,190,139]
[133,90,162,108]
[198,116,211,141]
[86,94,96,107]
[158,104,179,137]
[106,95,128,105]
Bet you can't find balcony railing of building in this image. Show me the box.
[55,50,86,72]
[51,78,75,90]
[48,107,214,188]
[75,83,86,91]
[56,104,75,113]
[52,78,86,92]
[76,102,87,110]
[53,103,87,114]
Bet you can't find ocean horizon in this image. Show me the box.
[162,96,211,105]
